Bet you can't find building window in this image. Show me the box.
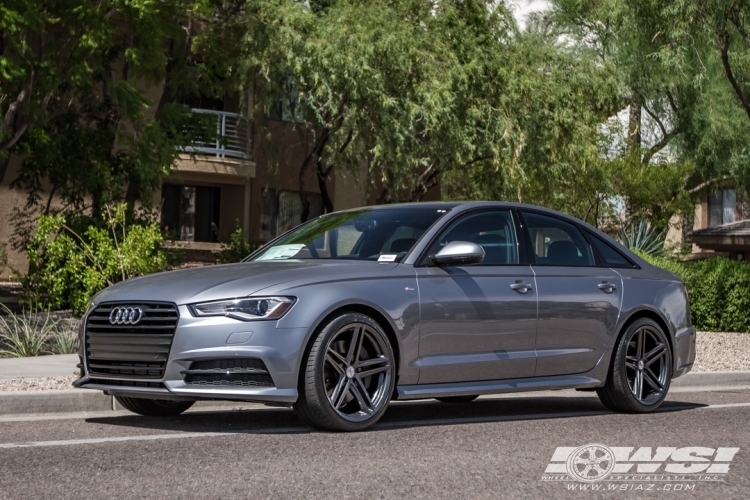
[161,184,220,242]
[709,189,737,227]
[260,189,323,241]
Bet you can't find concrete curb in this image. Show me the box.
[671,371,750,388]
[1,371,749,416]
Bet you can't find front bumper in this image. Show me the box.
[75,305,310,403]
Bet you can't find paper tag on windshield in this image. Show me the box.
[378,254,398,262]
[256,244,306,261]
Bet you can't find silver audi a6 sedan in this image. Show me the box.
[75,202,696,431]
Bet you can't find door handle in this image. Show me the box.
[598,282,617,293]
[510,281,533,294]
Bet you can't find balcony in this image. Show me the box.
[183,109,252,160]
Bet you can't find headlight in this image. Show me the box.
[188,297,296,321]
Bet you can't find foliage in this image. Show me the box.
[0,304,79,357]
[640,253,750,332]
[0,0,240,220]
[21,204,169,316]
[213,223,264,264]
[547,0,750,217]
[0,304,59,357]
[240,0,517,218]
[0,246,6,274]
[618,221,666,255]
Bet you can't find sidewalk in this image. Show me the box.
[0,354,749,416]
[0,354,79,381]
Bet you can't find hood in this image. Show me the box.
[91,260,398,305]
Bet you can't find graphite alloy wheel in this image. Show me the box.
[115,396,195,416]
[597,318,672,413]
[436,395,479,403]
[294,313,395,431]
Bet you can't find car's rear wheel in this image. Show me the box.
[294,313,395,432]
[115,396,195,416]
[597,318,672,413]
[436,395,479,403]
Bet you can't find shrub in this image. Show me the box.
[0,304,80,357]
[214,223,264,264]
[640,252,750,332]
[22,204,170,316]
[0,304,59,357]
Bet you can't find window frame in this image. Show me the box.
[584,230,639,269]
[415,208,524,267]
[517,209,599,268]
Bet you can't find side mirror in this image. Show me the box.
[429,241,485,266]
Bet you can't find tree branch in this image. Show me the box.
[718,21,750,122]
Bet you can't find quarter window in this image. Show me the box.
[428,210,518,265]
[588,233,635,268]
[521,211,594,266]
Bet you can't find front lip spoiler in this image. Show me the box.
[74,376,298,403]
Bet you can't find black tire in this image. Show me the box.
[436,395,479,403]
[115,396,195,416]
[294,312,395,432]
[597,318,672,413]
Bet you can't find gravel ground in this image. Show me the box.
[0,375,77,391]
[0,332,747,392]
[693,331,750,372]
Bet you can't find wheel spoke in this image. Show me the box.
[646,344,666,366]
[625,360,638,371]
[358,364,389,379]
[325,354,345,375]
[330,376,350,409]
[352,376,374,414]
[355,356,388,369]
[327,348,347,368]
[345,326,363,365]
[633,370,643,400]
[643,367,664,392]
[593,463,608,475]
[637,330,644,360]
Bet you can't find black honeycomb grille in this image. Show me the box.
[183,358,275,387]
[85,302,179,379]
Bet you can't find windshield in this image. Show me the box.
[250,208,449,262]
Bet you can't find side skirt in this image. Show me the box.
[395,374,605,401]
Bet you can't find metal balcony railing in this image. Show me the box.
[182,109,253,160]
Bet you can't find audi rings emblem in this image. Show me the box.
[109,306,144,325]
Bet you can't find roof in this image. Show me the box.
[691,219,750,237]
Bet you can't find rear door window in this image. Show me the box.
[521,211,595,266]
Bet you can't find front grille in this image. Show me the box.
[183,358,275,387]
[85,302,179,379]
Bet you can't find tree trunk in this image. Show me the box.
[0,155,9,187]
[627,96,642,153]
[316,160,334,214]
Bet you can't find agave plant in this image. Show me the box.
[49,328,79,355]
[0,304,58,357]
[618,220,667,256]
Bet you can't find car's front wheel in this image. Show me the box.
[294,313,395,431]
[115,396,195,416]
[597,318,672,413]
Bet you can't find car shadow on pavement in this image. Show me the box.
[84,395,707,434]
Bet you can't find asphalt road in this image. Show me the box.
[1,389,749,499]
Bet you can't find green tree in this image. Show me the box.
[0,0,238,219]
[547,0,750,226]
[240,0,516,221]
